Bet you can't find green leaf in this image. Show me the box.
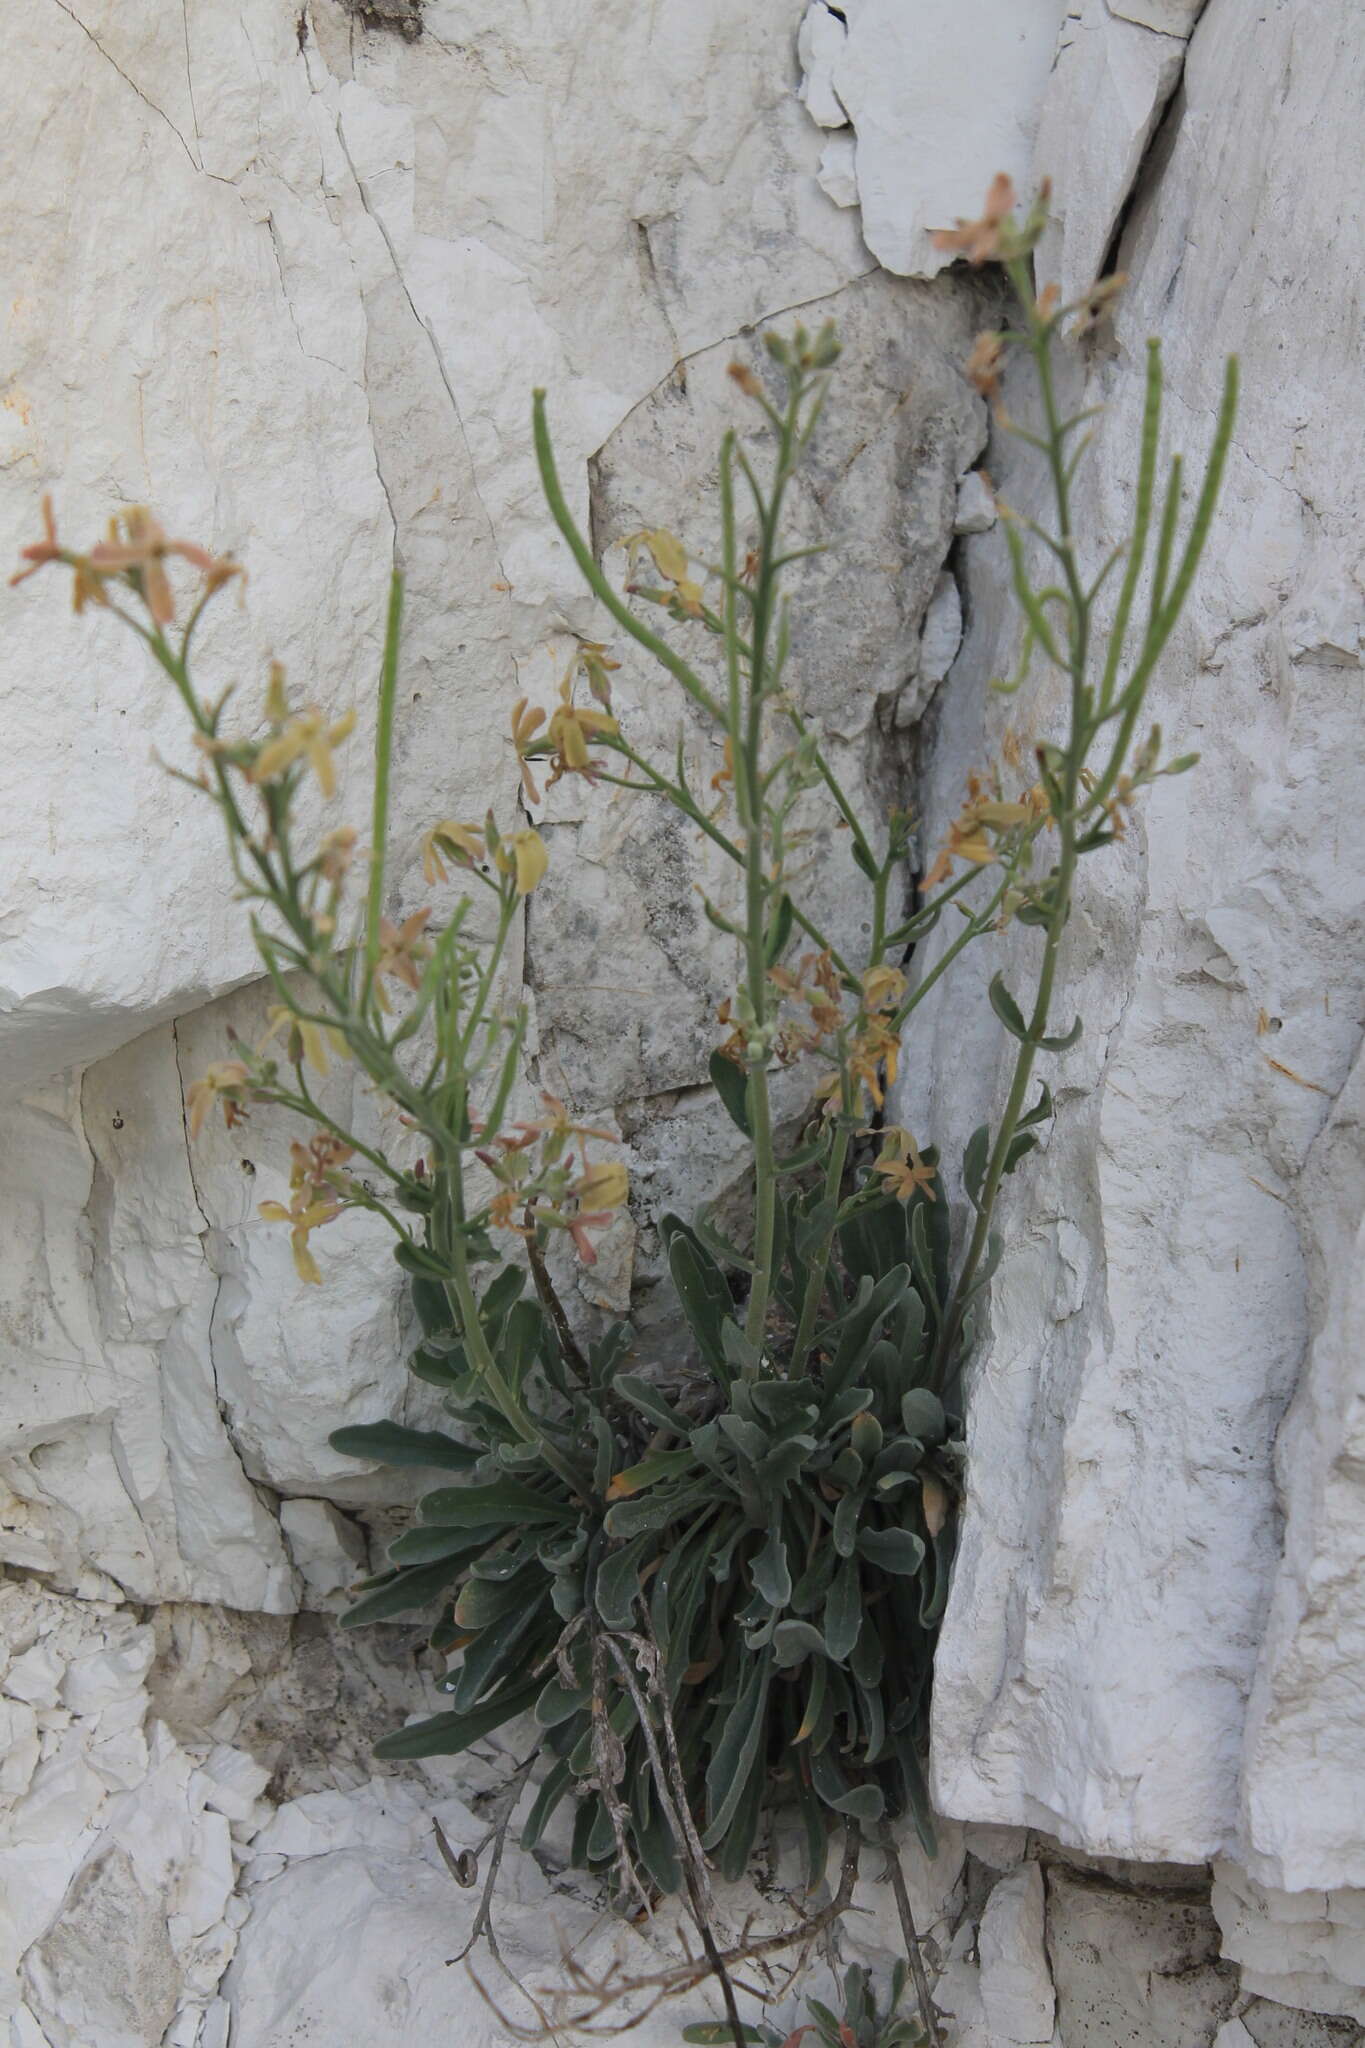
[751,1524,792,1608]
[1038,1015,1083,1052]
[822,1555,861,1662]
[408,1345,467,1388]
[857,1527,926,1576]
[520,1756,575,1851]
[339,1556,458,1628]
[962,1123,990,1209]
[899,1389,947,1446]
[1003,1130,1039,1176]
[594,1532,654,1628]
[421,1478,570,1527]
[773,1619,827,1667]
[606,1448,695,1501]
[1018,1080,1054,1129]
[393,1239,450,1277]
[614,1374,685,1434]
[328,1421,478,1471]
[535,1677,590,1729]
[709,1049,752,1136]
[763,890,795,966]
[703,1649,772,1844]
[388,1524,489,1567]
[410,1274,454,1338]
[373,1678,542,1760]
[667,1230,734,1382]
[682,2026,766,2044]
[988,971,1029,1042]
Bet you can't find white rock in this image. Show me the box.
[924,0,1365,1920]
[919,571,965,688]
[817,132,861,210]
[1111,0,1205,30]
[278,1499,369,1609]
[194,1747,274,1829]
[798,2,851,128]
[1212,1863,1365,2023]
[955,470,999,535]
[1212,2023,1256,2048]
[1032,0,1189,304]
[58,1632,155,1718]
[977,1864,1055,2043]
[825,0,1070,276]
[2,1647,64,1712]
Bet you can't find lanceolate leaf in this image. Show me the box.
[339,1555,461,1628]
[709,1048,752,1135]
[328,1421,478,1471]
[373,1679,542,1760]
[988,971,1029,1042]
[420,1478,571,1527]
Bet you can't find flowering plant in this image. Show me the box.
[16,181,1233,2045]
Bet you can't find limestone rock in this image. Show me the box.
[978,1863,1056,2043]
[1212,1865,1365,2026]
[1046,1869,1237,2046]
[798,2,850,128]
[955,471,999,536]
[1032,0,1192,305]
[819,0,1070,277]
[1238,1044,1365,1894]
[278,1499,371,1610]
[923,0,1365,1910]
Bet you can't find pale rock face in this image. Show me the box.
[1046,1867,1237,2045]
[977,1862,1056,2044]
[2,0,1363,2037]
[798,0,1070,277]
[917,0,1365,1904]
[1032,0,1196,306]
[1212,1864,1365,2026]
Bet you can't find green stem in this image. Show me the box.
[366,574,404,987]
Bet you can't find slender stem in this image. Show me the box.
[366,573,404,985]
[532,393,726,725]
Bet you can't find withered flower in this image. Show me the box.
[251,706,357,800]
[421,819,484,885]
[186,1060,251,1139]
[931,173,1017,265]
[495,828,549,896]
[375,907,432,999]
[964,332,1005,403]
[873,1127,937,1205]
[88,506,238,626]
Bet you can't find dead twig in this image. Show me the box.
[877,1824,944,2048]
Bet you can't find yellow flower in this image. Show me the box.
[375,908,432,999]
[185,1061,251,1139]
[496,828,549,896]
[252,706,357,799]
[873,1128,937,1204]
[86,505,240,625]
[511,697,547,804]
[262,1005,343,1076]
[545,678,618,784]
[860,964,907,1016]
[574,1160,628,1211]
[421,819,485,884]
[930,172,1017,266]
[258,1133,354,1285]
[258,1193,341,1285]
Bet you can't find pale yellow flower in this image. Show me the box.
[185,1061,251,1139]
[496,829,548,896]
[421,819,485,885]
[252,707,357,798]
